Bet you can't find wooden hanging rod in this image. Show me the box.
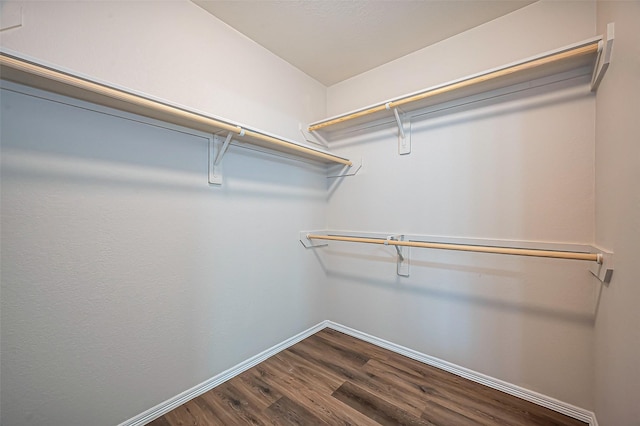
[308,40,600,132]
[0,51,352,166]
[306,234,602,263]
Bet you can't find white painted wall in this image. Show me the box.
[594,2,640,425]
[0,1,327,425]
[321,1,598,409]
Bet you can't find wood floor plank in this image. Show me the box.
[146,416,172,426]
[206,382,269,425]
[264,353,340,396]
[188,396,229,425]
[359,358,451,417]
[264,396,326,425]
[149,329,587,426]
[298,331,371,368]
[332,380,434,426]
[161,404,198,426]
[255,354,379,425]
[289,335,429,418]
[304,350,429,418]
[273,349,344,391]
[180,399,224,426]
[236,368,284,409]
[286,339,363,381]
[315,328,397,361]
[366,355,534,425]
[365,354,586,426]
[421,398,493,425]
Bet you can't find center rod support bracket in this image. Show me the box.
[209,129,244,185]
[386,103,411,155]
[385,235,410,277]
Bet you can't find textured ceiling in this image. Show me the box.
[192,0,536,86]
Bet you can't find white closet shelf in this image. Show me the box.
[0,50,352,167]
[308,29,614,134]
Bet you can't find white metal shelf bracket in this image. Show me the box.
[591,22,615,92]
[299,124,329,148]
[209,130,242,185]
[386,103,411,155]
[327,157,363,179]
[385,235,410,277]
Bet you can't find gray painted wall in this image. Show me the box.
[0,82,328,425]
[594,2,640,424]
[2,0,638,424]
[0,1,328,424]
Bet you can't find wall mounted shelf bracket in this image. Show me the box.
[299,124,329,148]
[591,22,615,92]
[385,235,410,277]
[327,157,363,179]
[590,249,614,284]
[209,130,240,185]
[387,103,411,155]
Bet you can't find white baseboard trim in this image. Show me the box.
[325,321,597,426]
[118,320,329,426]
[121,319,598,426]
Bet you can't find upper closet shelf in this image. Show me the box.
[308,25,614,134]
[0,49,352,167]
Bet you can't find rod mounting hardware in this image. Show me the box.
[386,235,410,276]
[209,131,235,185]
[300,231,329,248]
[327,157,363,179]
[590,248,614,284]
[299,123,329,148]
[385,235,404,261]
[386,103,411,155]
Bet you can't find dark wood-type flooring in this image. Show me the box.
[148,329,586,425]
